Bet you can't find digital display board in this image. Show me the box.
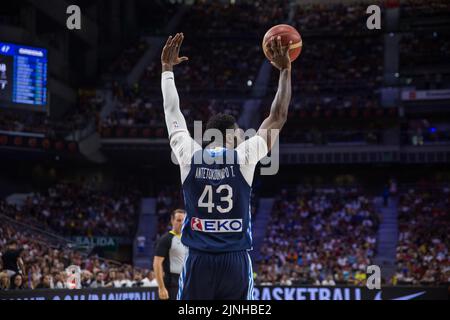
[0,42,48,111]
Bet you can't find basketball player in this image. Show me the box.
[160,33,292,300]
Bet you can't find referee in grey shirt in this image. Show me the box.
[153,209,187,300]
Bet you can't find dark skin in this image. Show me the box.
[161,33,292,151]
[161,33,188,72]
[258,36,292,150]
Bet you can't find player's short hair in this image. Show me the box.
[205,113,237,138]
[171,209,185,220]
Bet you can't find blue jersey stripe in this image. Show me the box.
[246,252,254,300]
[177,249,189,300]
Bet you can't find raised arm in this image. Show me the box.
[161,33,189,138]
[257,36,292,151]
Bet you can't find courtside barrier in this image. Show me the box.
[0,286,447,300]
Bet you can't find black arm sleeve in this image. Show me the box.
[154,233,172,258]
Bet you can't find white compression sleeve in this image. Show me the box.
[161,71,189,138]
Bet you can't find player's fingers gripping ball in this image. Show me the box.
[263,24,302,62]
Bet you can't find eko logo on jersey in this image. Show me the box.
[191,217,243,232]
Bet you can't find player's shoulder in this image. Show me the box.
[235,135,267,151]
[234,135,268,164]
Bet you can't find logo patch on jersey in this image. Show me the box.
[207,147,226,158]
[190,217,243,233]
[191,217,203,231]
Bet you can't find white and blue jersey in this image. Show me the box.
[170,131,268,253]
[182,147,252,252]
[169,129,268,300]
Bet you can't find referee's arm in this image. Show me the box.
[153,234,171,300]
[153,256,168,299]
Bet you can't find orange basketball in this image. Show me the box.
[262,24,302,62]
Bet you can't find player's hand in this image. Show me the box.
[267,36,291,71]
[158,287,169,300]
[161,33,189,71]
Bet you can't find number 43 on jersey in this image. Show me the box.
[198,185,233,213]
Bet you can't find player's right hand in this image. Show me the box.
[158,287,169,300]
[161,33,189,70]
[267,36,291,71]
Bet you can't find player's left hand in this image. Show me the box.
[161,33,189,70]
[267,36,291,71]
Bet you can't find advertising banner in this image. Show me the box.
[401,89,450,101]
[0,286,447,300]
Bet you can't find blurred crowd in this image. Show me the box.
[102,80,243,136]
[103,83,165,129]
[137,36,263,96]
[0,109,49,135]
[0,91,103,140]
[0,221,158,290]
[2,181,449,290]
[178,0,289,37]
[100,0,387,135]
[288,37,383,93]
[155,187,184,237]
[1,181,141,237]
[4,0,450,140]
[400,0,450,20]
[400,31,450,89]
[107,40,149,76]
[401,119,450,146]
[256,187,379,286]
[401,32,450,68]
[293,2,377,34]
[280,128,382,145]
[392,187,449,285]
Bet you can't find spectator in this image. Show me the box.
[112,272,133,288]
[141,271,158,287]
[132,272,145,287]
[0,272,11,290]
[81,271,93,288]
[1,240,25,278]
[53,272,66,289]
[35,275,53,289]
[322,275,336,286]
[10,274,25,290]
[90,272,105,289]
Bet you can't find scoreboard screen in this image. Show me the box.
[0,42,48,111]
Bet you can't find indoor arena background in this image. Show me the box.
[0,0,449,300]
